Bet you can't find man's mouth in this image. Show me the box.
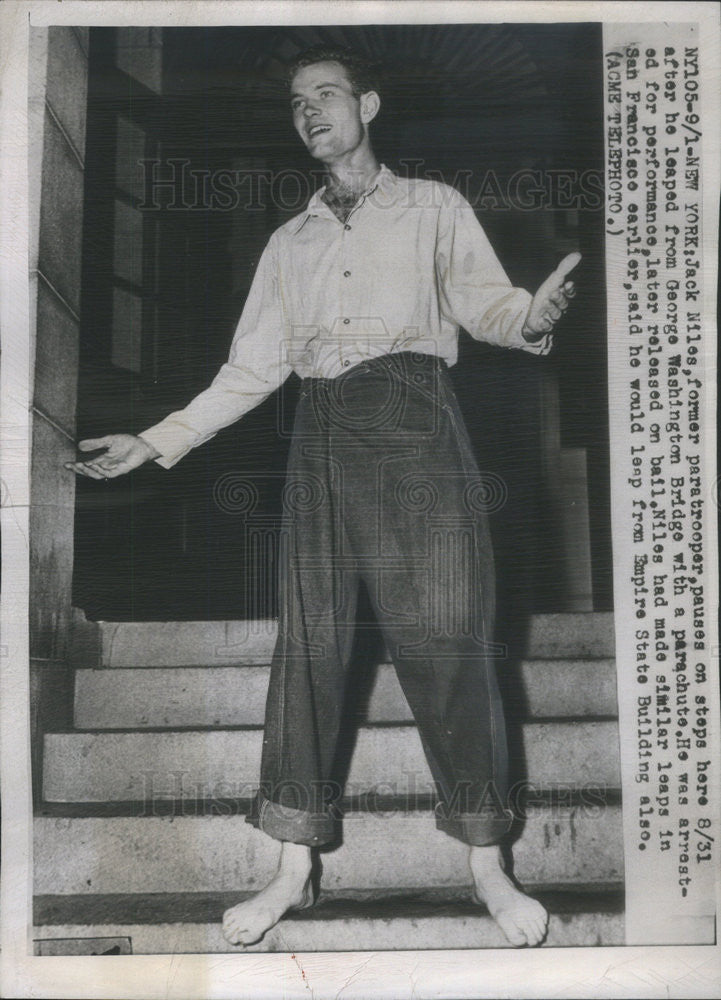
[308,124,332,139]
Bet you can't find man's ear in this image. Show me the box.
[359,91,380,125]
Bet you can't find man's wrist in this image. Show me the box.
[521,320,545,343]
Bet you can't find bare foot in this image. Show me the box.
[222,842,314,946]
[470,844,548,947]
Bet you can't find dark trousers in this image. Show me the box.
[245,351,513,846]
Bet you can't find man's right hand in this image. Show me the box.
[64,434,160,480]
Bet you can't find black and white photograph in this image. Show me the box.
[1,2,719,997]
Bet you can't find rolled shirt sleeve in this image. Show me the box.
[435,188,552,356]
[139,233,292,469]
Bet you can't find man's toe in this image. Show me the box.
[499,917,528,947]
[525,925,541,946]
[527,916,546,946]
[222,918,240,943]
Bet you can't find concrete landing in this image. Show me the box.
[34,887,625,952]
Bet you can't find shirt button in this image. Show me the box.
[343,318,350,325]
[343,360,350,367]
[343,270,351,277]
[344,223,351,231]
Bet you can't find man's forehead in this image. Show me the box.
[290,60,353,94]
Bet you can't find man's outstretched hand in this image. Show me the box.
[522,251,581,341]
[64,434,160,480]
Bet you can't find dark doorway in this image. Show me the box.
[73,23,610,622]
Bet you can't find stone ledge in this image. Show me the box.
[43,721,622,802]
[91,613,616,668]
[74,658,618,729]
[34,804,624,895]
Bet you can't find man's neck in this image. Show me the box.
[321,155,380,224]
[323,151,380,200]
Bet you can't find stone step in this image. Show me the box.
[43,721,620,803]
[74,658,618,730]
[34,803,623,895]
[93,613,615,668]
[33,888,625,952]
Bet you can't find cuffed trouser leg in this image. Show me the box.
[247,536,360,845]
[245,423,360,846]
[245,352,513,847]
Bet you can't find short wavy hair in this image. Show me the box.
[287,44,381,98]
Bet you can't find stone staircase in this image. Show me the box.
[33,613,624,953]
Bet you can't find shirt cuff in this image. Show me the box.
[138,422,215,470]
[516,298,553,356]
[519,329,554,356]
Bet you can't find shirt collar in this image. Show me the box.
[289,164,398,234]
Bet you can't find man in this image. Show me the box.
[67,45,579,948]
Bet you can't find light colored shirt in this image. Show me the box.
[140,165,551,469]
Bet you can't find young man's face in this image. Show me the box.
[290,60,367,162]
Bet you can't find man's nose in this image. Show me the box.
[303,102,320,118]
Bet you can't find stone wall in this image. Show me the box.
[29,26,89,797]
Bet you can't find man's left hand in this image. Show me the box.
[522,251,581,341]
